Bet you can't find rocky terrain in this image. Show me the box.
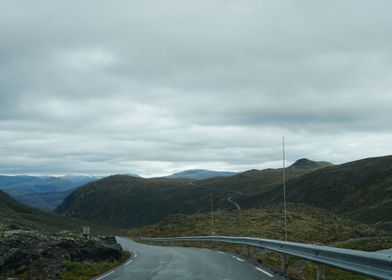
[0,224,122,279]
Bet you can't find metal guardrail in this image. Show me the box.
[140,236,392,280]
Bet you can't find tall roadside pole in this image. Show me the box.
[282,136,288,241]
[169,215,172,237]
[282,136,288,276]
[210,193,214,235]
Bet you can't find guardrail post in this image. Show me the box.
[260,249,267,265]
[281,253,288,276]
[317,264,325,280]
[247,246,251,258]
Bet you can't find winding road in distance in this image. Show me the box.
[92,237,284,280]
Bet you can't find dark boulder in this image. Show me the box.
[0,248,36,272]
[68,237,122,262]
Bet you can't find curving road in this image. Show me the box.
[227,197,241,210]
[92,237,284,280]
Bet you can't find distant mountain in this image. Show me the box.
[165,169,237,180]
[120,173,141,178]
[0,175,101,195]
[289,158,332,170]
[58,175,104,186]
[56,158,331,228]
[0,189,94,232]
[0,176,69,195]
[0,175,102,211]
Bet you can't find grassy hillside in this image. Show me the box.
[56,155,392,230]
[262,155,392,227]
[56,159,330,227]
[129,204,381,244]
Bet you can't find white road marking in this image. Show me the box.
[255,267,273,277]
[234,257,245,262]
[216,251,225,254]
[125,259,133,266]
[96,270,115,280]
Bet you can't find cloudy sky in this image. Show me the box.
[1,1,392,176]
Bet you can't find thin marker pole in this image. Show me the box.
[282,136,288,241]
[210,193,214,235]
[169,215,172,237]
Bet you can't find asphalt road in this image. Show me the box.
[92,237,284,280]
[227,197,241,210]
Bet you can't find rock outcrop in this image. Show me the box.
[0,226,122,279]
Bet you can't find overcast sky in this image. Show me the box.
[1,1,392,176]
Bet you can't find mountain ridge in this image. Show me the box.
[55,158,332,227]
[55,155,392,230]
[164,169,237,180]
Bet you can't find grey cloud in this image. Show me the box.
[1,0,392,175]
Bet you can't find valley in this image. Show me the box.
[0,175,101,211]
[1,155,391,280]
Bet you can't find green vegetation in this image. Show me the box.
[61,251,130,280]
[130,204,390,280]
[271,155,392,226]
[56,155,392,230]
[303,264,371,280]
[334,236,392,251]
[130,204,381,244]
[55,159,332,228]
